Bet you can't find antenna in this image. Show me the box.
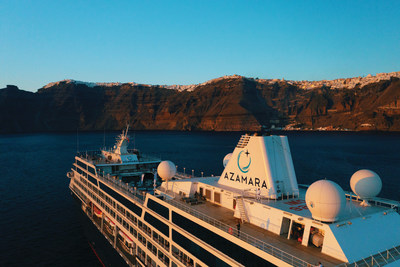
[125,123,130,138]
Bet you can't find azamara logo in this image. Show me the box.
[223,172,268,189]
[237,150,251,173]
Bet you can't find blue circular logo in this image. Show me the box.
[237,150,251,173]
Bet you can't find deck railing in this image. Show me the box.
[164,197,312,267]
[77,149,161,165]
[335,245,400,266]
[96,172,146,204]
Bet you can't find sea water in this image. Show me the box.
[0,131,399,266]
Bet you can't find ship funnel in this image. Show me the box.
[218,134,299,199]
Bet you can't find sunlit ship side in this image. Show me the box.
[68,129,400,267]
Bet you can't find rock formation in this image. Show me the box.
[1,72,400,133]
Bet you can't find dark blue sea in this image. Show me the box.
[1,131,399,266]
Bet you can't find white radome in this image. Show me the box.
[157,161,176,181]
[350,169,382,199]
[305,180,346,222]
[223,153,232,167]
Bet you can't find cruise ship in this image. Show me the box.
[68,129,400,266]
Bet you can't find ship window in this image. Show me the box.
[158,250,170,266]
[172,245,193,267]
[87,175,98,187]
[146,255,156,267]
[127,212,138,225]
[147,241,157,256]
[172,230,229,267]
[117,215,122,224]
[137,246,146,263]
[138,233,146,245]
[129,226,137,238]
[144,212,169,237]
[172,212,274,266]
[117,204,126,215]
[205,189,211,200]
[153,232,169,250]
[99,181,142,216]
[88,166,96,175]
[122,220,129,230]
[77,160,87,170]
[138,221,152,237]
[147,198,169,220]
[214,192,221,204]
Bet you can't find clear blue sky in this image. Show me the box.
[1,0,399,92]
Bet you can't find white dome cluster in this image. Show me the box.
[157,161,176,181]
[306,180,346,222]
[306,170,383,221]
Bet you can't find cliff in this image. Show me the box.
[1,73,400,133]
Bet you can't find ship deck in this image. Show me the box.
[197,177,399,222]
[168,194,344,267]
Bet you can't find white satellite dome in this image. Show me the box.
[305,180,346,222]
[157,161,176,181]
[350,169,382,199]
[223,153,232,167]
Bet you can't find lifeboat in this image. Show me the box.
[104,216,115,227]
[104,216,115,235]
[93,205,102,218]
[118,230,134,253]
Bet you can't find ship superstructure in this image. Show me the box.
[68,131,400,267]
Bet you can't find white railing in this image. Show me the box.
[77,149,161,165]
[164,198,312,267]
[344,193,400,212]
[174,172,195,179]
[335,245,400,267]
[96,172,145,204]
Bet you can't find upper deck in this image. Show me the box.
[156,174,400,266]
[159,190,344,267]
[195,176,400,222]
[77,149,161,167]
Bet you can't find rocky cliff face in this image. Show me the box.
[1,73,400,133]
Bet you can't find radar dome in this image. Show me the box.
[305,180,346,222]
[350,169,382,199]
[157,161,176,181]
[223,153,232,167]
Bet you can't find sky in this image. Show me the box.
[1,0,400,92]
